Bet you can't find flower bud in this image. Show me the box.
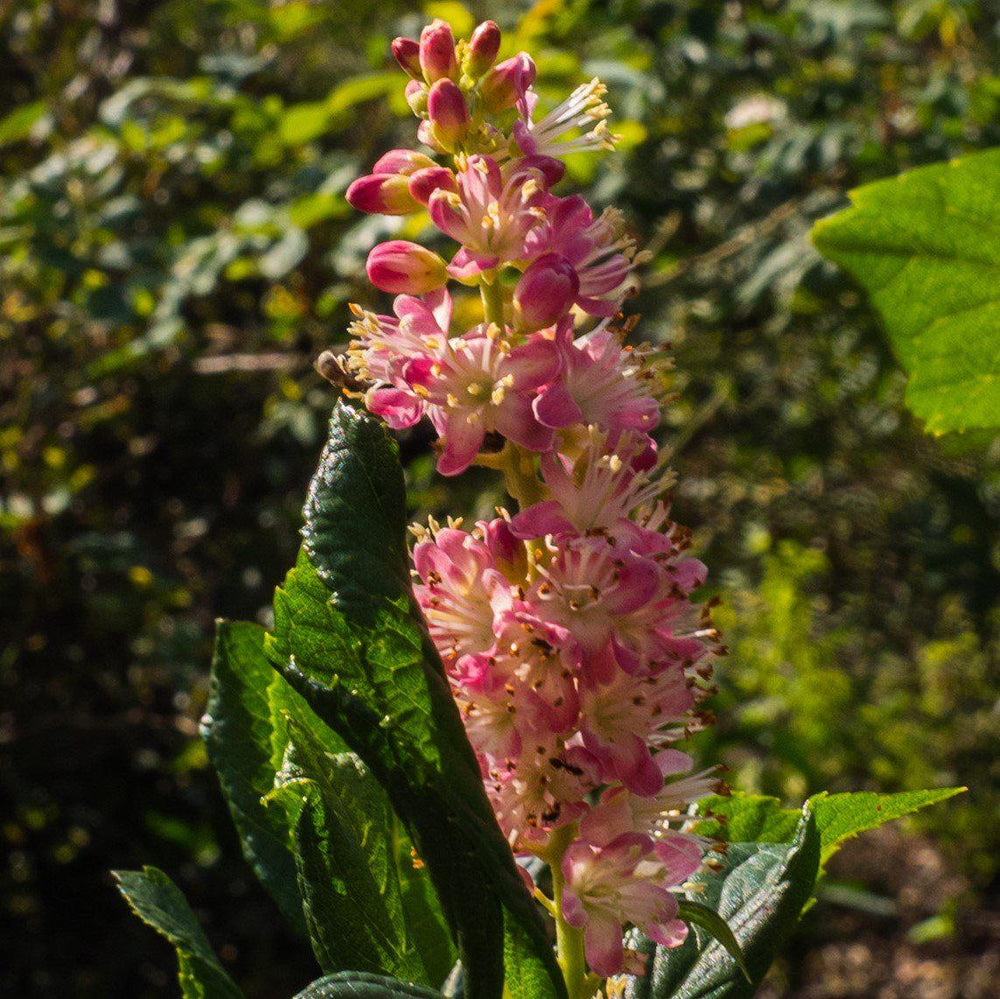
[419,19,457,82]
[408,166,459,205]
[346,174,419,215]
[392,37,422,79]
[513,253,580,330]
[405,80,428,117]
[372,149,436,176]
[466,20,501,77]
[427,79,470,151]
[480,53,536,112]
[366,240,449,295]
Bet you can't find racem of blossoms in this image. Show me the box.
[336,17,726,994]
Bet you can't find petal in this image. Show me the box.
[509,500,574,540]
[584,913,626,978]
[437,415,486,476]
[533,381,583,428]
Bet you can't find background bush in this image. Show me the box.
[2,0,998,995]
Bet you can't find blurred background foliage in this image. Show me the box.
[2,0,1000,995]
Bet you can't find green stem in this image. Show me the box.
[543,825,589,999]
[479,271,506,328]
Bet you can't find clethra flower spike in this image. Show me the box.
[337,17,724,987]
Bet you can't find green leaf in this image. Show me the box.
[697,787,965,874]
[203,619,346,935]
[294,971,442,998]
[625,808,820,999]
[113,866,244,999]
[266,403,565,999]
[674,901,750,983]
[807,788,966,869]
[811,149,1000,433]
[273,721,427,982]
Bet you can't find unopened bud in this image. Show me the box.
[405,80,428,117]
[480,53,536,112]
[427,79,470,151]
[372,149,436,176]
[392,37,422,79]
[466,21,501,77]
[346,174,419,215]
[366,240,449,295]
[513,253,579,331]
[408,166,459,205]
[419,19,458,82]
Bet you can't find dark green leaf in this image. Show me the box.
[274,721,427,982]
[812,149,1000,432]
[674,901,749,983]
[113,867,244,999]
[266,404,565,999]
[625,808,820,999]
[294,971,442,998]
[202,619,348,935]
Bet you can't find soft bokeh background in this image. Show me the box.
[3,0,1000,995]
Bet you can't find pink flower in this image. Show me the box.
[528,196,638,316]
[527,535,659,684]
[513,253,580,331]
[484,740,596,847]
[580,751,726,843]
[533,325,661,438]
[412,523,511,663]
[509,429,664,540]
[421,330,559,474]
[429,156,549,281]
[562,832,695,977]
[577,667,700,794]
[347,289,451,402]
[366,240,449,295]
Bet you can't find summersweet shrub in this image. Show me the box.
[116,20,963,999]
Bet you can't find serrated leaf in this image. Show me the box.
[202,619,348,935]
[274,721,427,982]
[624,809,820,999]
[807,788,966,868]
[294,971,442,998]
[114,867,244,999]
[697,787,965,873]
[811,149,1000,432]
[266,404,565,999]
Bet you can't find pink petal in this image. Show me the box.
[533,381,583,428]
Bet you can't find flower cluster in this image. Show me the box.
[338,18,725,985]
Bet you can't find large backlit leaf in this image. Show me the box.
[812,149,1000,432]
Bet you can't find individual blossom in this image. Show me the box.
[562,831,700,977]
[528,195,641,316]
[429,155,549,281]
[533,324,662,444]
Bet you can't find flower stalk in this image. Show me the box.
[340,16,726,988]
